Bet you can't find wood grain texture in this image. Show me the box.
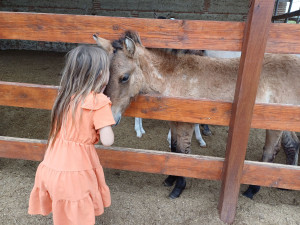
[1,81,300,131]
[0,12,243,51]
[0,136,47,161]
[0,81,58,110]
[218,0,276,223]
[0,11,299,53]
[1,136,299,190]
[241,161,300,190]
[267,23,300,54]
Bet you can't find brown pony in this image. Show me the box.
[94,31,300,199]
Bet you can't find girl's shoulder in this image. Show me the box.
[81,92,111,110]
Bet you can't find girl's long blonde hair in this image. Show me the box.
[48,45,110,145]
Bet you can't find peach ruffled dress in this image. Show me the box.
[28,93,115,225]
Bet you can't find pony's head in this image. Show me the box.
[93,31,146,125]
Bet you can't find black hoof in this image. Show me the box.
[169,177,186,199]
[163,175,177,187]
[242,185,261,199]
[201,124,212,136]
[203,129,212,136]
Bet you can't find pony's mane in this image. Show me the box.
[112,30,142,52]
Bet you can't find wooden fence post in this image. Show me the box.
[218,0,275,223]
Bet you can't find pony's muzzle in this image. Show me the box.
[112,112,122,127]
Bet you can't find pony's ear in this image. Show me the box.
[93,34,113,54]
[123,37,136,58]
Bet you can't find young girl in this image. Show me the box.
[28,45,115,225]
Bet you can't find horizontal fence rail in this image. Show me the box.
[1,81,300,132]
[1,12,300,54]
[0,136,299,190]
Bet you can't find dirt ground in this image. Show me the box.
[0,50,299,225]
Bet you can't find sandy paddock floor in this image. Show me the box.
[0,50,299,225]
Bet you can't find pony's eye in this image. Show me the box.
[120,73,130,83]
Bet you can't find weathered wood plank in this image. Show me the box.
[1,81,300,132]
[0,136,299,190]
[0,12,244,51]
[218,0,276,223]
[267,23,300,54]
[0,12,299,53]
[241,161,300,190]
[127,96,300,132]
[0,136,46,161]
[0,81,58,110]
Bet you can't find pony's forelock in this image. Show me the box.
[112,30,142,53]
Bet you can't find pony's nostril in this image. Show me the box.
[113,116,121,127]
[112,112,122,127]
[93,34,98,40]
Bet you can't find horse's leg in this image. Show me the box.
[164,122,178,187]
[169,122,194,199]
[262,130,283,162]
[201,124,212,136]
[175,122,194,154]
[139,117,145,134]
[134,117,145,138]
[169,124,207,148]
[167,129,171,148]
[194,124,207,147]
[282,131,299,166]
[275,131,300,192]
[243,129,283,199]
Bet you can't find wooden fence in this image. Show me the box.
[0,0,300,223]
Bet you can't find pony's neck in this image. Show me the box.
[139,49,177,95]
[138,48,240,100]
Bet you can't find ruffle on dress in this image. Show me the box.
[28,163,111,225]
[81,93,111,111]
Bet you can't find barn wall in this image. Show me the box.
[0,0,249,51]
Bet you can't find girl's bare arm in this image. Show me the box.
[99,126,114,146]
